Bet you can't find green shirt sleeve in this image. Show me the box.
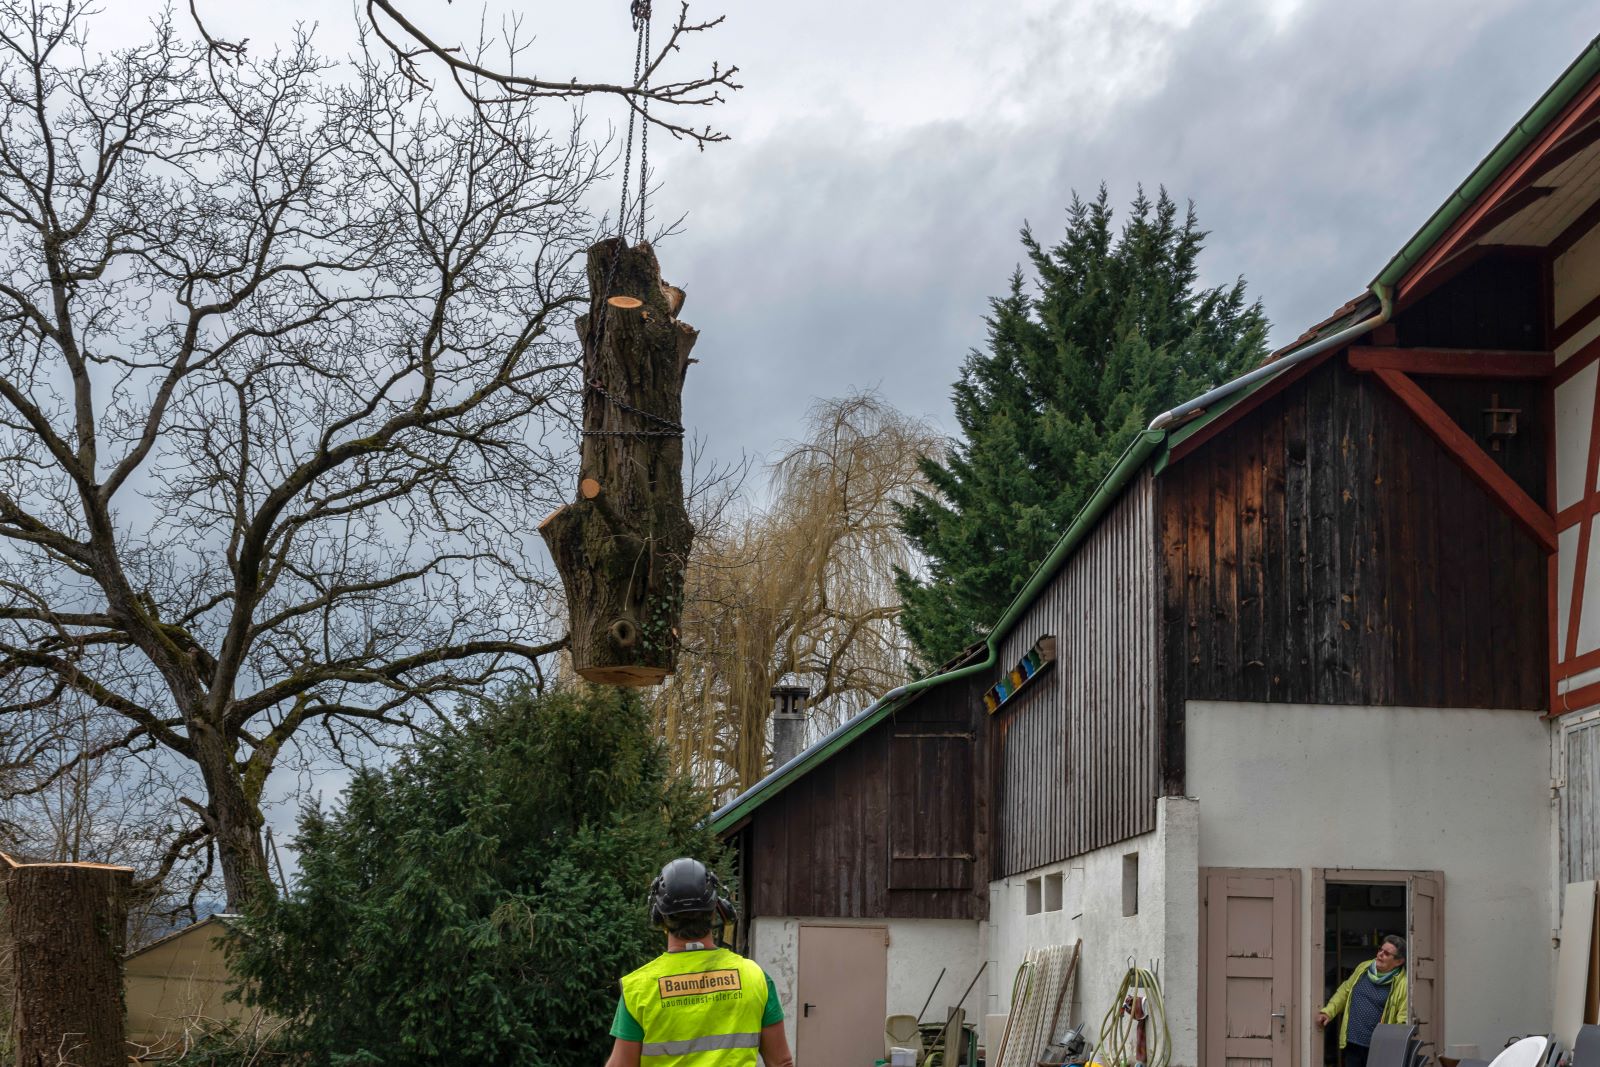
[610,995,644,1041]
[763,974,784,1026]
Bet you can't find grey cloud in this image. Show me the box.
[647,0,1596,467]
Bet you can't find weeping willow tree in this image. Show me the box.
[652,393,941,794]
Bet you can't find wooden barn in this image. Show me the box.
[714,37,1600,1067]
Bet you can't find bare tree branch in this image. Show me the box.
[0,2,591,907]
[361,1,740,148]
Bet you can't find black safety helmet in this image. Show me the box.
[648,857,735,932]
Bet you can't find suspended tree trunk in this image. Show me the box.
[1,853,131,1067]
[542,239,697,685]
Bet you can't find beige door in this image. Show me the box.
[797,924,888,1064]
[1202,868,1300,1067]
[1407,875,1443,1048]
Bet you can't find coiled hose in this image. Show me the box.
[1092,964,1170,1067]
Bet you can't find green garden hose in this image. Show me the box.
[1093,965,1170,1067]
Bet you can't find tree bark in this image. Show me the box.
[1,853,131,1067]
[542,239,697,685]
[191,727,270,909]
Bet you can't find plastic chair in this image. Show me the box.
[1574,1024,1600,1067]
[885,1013,923,1062]
[1368,1023,1420,1067]
[1486,1036,1550,1067]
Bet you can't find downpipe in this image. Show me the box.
[1146,284,1393,432]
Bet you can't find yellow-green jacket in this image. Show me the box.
[619,947,770,1067]
[1320,961,1407,1049]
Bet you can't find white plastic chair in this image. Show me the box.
[1486,1036,1550,1067]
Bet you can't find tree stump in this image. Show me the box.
[1,852,132,1067]
[541,239,697,686]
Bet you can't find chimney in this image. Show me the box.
[769,685,810,771]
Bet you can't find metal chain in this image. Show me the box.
[577,0,661,449]
[589,5,655,356]
[584,377,684,438]
[636,5,651,244]
[588,7,648,359]
[616,17,644,244]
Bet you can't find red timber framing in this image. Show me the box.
[1353,362,1556,553]
[1347,347,1555,378]
[1556,342,1600,711]
[1399,79,1600,303]
[1383,71,1600,713]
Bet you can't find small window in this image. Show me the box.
[1044,873,1064,912]
[1122,853,1139,917]
[1026,876,1043,915]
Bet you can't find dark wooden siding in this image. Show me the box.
[1394,253,1546,351]
[993,471,1160,876]
[1159,357,1548,792]
[742,673,990,920]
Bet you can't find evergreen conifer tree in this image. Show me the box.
[896,187,1270,669]
[228,685,721,1066]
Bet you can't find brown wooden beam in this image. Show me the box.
[1347,346,1554,378]
[1403,76,1600,296]
[1551,197,1600,261]
[1371,367,1556,553]
[1518,119,1600,189]
[1453,185,1557,248]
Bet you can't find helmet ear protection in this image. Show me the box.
[648,858,736,931]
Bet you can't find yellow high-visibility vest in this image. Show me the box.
[620,948,769,1067]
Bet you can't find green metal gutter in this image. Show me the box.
[708,429,1167,835]
[1373,36,1600,294]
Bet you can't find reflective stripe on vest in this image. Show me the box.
[620,948,768,1067]
[640,1033,761,1057]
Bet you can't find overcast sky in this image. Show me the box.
[110,0,1600,471]
[77,0,1597,870]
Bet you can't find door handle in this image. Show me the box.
[1271,1008,1286,1033]
[804,1003,815,1017]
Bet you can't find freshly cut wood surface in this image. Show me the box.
[542,238,696,686]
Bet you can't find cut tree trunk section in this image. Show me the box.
[1,852,132,1067]
[542,239,697,686]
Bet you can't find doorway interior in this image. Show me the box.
[1320,882,1407,1066]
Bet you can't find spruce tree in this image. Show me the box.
[228,685,721,1066]
[896,187,1270,670]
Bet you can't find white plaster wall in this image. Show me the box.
[1187,700,1553,1063]
[985,797,1200,1067]
[747,915,983,1054]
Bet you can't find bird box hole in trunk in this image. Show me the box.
[540,239,697,686]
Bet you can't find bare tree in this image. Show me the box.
[358,1,741,148]
[652,393,942,794]
[0,1,608,907]
[186,1,740,148]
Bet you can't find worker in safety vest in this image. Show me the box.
[604,858,795,1067]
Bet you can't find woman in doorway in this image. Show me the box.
[1316,935,1408,1067]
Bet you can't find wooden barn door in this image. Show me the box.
[1406,875,1444,1048]
[796,924,887,1064]
[1201,868,1300,1067]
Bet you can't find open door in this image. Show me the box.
[1406,874,1444,1049]
[1202,868,1300,1067]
